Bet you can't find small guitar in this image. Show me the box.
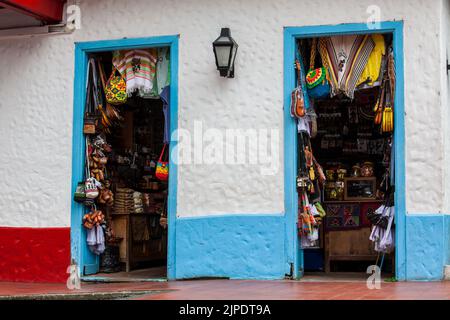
[290,59,306,118]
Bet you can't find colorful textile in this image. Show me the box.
[105,68,127,105]
[357,34,386,87]
[360,202,381,227]
[112,49,157,97]
[319,35,375,99]
[298,191,316,236]
[306,68,326,88]
[325,204,361,230]
[314,202,326,218]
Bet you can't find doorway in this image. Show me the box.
[70,36,179,281]
[283,22,406,281]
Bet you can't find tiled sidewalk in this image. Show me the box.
[0,279,449,300]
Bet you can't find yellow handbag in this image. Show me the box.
[105,67,127,105]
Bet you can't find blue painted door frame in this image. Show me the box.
[283,22,406,280]
[70,35,179,279]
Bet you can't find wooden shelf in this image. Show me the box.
[112,212,161,216]
[111,213,166,272]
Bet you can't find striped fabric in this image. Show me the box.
[320,35,375,99]
[112,49,157,97]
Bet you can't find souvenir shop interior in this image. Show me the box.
[74,47,171,279]
[293,33,396,277]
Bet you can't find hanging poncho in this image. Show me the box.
[356,34,386,87]
[113,49,157,97]
[156,47,170,95]
[319,35,375,99]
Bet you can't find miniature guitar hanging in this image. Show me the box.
[290,59,306,118]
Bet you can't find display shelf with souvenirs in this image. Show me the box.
[292,33,395,274]
[74,47,171,276]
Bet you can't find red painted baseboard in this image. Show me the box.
[0,227,70,283]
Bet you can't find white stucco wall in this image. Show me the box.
[0,0,446,226]
[442,0,450,213]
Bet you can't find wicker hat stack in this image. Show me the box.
[113,188,135,214]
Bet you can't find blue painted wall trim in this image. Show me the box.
[175,215,287,280]
[445,215,450,266]
[71,35,179,279]
[284,22,406,280]
[405,214,447,280]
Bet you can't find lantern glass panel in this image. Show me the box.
[215,45,232,68]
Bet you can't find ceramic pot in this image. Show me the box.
[361,162,374,177]
[351,165,361,177]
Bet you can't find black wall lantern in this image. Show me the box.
[213,28,238,78]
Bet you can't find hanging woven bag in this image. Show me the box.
[305,38,330,99]
[105,67,127,105]
[156,144,169,181]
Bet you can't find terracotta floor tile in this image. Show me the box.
[0,279,449,300]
